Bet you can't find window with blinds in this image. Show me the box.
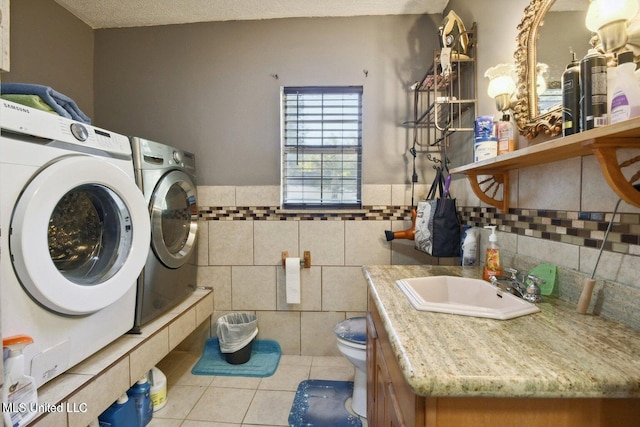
[281,86,363,209]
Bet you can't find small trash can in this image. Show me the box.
[216,313,258,364]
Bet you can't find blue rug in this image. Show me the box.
[288,380,362,427]
[191,338,281,377]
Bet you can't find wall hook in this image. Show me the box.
[271,73,279,80]
[363,69,369,78]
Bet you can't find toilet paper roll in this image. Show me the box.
[285,257,301,304]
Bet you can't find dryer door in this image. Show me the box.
[10,155,151,315]
[149,170,198,269]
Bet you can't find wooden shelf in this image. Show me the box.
[450,117,640,210]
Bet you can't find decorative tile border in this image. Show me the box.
[198,205,640,255]
[459,207,640,254]
[198,206,412,221]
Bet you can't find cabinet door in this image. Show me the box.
[369,306,407,427]
[376,338,406,427]
[374,341,388,425]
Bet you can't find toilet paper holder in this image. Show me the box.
[282,251,311,269]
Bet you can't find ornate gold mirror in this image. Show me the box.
[512,0,590,139]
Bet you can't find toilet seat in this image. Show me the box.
[334,317,366,346]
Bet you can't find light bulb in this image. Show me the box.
[586,0,638,32]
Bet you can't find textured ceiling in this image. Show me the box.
[53,0,450,29]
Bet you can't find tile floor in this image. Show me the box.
[148,349,367,427]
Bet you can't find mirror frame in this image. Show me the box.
[513,0,563,139]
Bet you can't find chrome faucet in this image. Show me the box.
[490,267,544,303]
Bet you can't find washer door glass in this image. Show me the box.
[48,184,131,285]
[150,170,198,269]
[10,155,151,315]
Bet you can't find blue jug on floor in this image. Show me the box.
[128,376,153,427]
[98,393,137,427]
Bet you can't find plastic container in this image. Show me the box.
[98,393,137,427]
[608,65,618,123]
[610,50,640,124]
[2,335,38,427]
[128,376,153,426]
[226,341,254,364]
[474,137,498,162]
[461,227,478,266]
[496,114,515,155]
[216,313,258,364]
[482,226,504,281]
[474,115,494,140]
[562,52,580,136]
[149,367,167,412]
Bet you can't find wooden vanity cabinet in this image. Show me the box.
[367,295,425,426]
[366,294,640,427]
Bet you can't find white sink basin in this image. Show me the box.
[396,276,540,320]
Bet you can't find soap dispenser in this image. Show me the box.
[482,226,503,281]
[3,335,38,427]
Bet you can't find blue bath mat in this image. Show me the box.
[191,338,281,377]
[288,380,362,427]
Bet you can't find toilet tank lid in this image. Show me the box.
[333,317,366,344]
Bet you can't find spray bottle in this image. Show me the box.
[580,48,608,130]
[3,335,38,427]
[482,226,503,281]
[562,51,580,136]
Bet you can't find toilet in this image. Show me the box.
[333,317,367,418]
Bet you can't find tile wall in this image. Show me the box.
[195,184,456,357]
[196,183,640,356]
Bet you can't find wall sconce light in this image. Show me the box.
[586,0,639,52]
[485,63,516,112]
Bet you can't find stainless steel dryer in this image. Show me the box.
[130,137,199,331]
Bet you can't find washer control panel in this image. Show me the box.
[1,99,131,156]
[131,136,196,172]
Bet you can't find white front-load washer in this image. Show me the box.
[0,100,151,387]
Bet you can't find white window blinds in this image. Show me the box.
[281,86,363,208]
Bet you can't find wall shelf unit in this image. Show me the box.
[450,117,640,211]
[405,23,477,158]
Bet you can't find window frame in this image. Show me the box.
[280,85,363,209]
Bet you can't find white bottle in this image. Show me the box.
[461,227,478,266]
[2,335,38,427]
[149,367,167,412]
[610,50,640,124]
[607,65,618,123]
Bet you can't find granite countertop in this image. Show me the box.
[363,264,640,399]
